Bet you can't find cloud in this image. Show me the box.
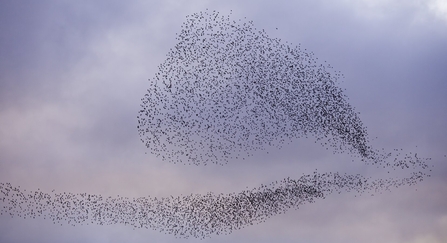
[0,1,446,242]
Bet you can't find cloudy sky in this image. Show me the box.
[1,0,446,242]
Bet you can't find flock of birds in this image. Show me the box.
[1,10,432,239]
[0,171,427,238]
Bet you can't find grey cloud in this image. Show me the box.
[0,0,446,243]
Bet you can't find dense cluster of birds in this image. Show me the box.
[1,10,432,239]
[136,10,427,169]
[0,171,427,238]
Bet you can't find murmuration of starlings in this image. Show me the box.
[1,10,431,239]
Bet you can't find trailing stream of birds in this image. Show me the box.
[0,10,432,239]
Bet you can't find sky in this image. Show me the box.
[1,0,447,242]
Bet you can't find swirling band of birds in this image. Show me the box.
[1,10,432,239]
